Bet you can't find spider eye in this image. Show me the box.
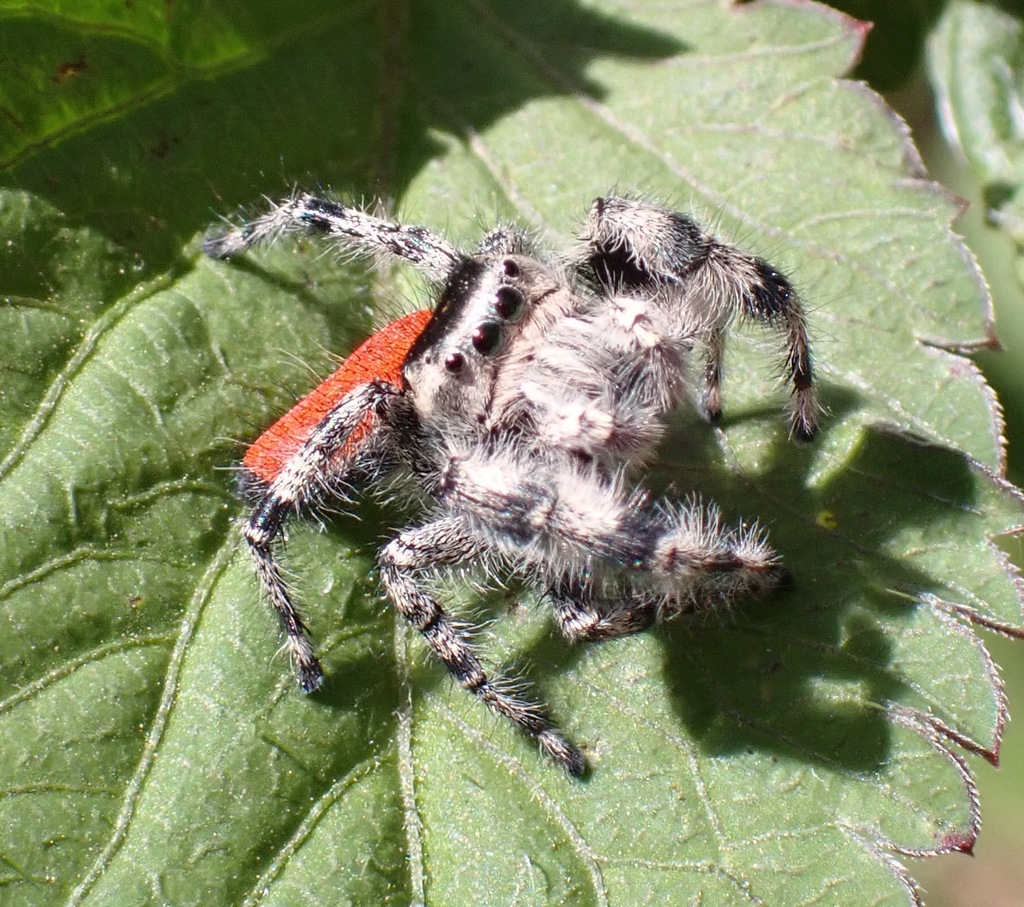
[501,259,520,279]
[494,286,525,320]
[471,321,503,355]
[444,351,466,373]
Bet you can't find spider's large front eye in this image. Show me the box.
[471,321,503,355]
[494,285,525,321]
[444,351,466,373]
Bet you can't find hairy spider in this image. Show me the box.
[203,193,817,775]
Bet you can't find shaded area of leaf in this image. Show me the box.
[0,3,370,168]
[2,0,681,251]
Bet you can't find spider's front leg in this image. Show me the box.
[202,193,462,278]
[242,381,397,692]
[378,517,586,776]
[579,195,818,440]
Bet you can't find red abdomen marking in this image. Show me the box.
[242,309,432,485]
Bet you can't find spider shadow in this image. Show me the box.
[520,388,984,776]
[9,0,687,278]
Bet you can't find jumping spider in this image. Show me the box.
[203,193,817,775]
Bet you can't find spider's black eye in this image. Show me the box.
[444,351,466,373]
[494,285,525,320]
[471,321,503,355]
[502,259,520,279]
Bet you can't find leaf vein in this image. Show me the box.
[63,538,237,906]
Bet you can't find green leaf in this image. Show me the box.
[927,1,1024,277]
[1,2,1022,906]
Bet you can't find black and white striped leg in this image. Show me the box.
[242,381,396,693]
[378,517,586,776]
[739,258,817,441]
[548,574,658,643]
[443,451,784,605]
[202,193,462,278]
[579,196,818,439]
[245,498,322,691]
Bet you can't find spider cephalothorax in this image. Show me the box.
[203,194,817,775]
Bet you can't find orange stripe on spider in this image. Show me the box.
[242,309,433,485]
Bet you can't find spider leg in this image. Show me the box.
[579,195,818,439]
[733,255,816,440]
[443,447,783,607]
[699,324,727,424]
[202,193,461,278]
[378,517,585,775]
[242,381,396,692]
[548,574,658,642]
